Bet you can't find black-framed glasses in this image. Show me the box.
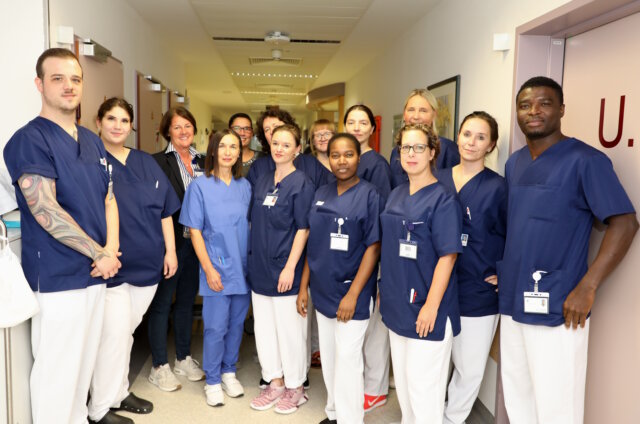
[399,144,429,154]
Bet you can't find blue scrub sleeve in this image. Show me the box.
[432,194,463,257]
[161,170,181,219]
[363,189,383,247]
[581,153,635,222]
[495,183,508,238]
[292,180,314,229]
[371,161,392,200]
[178,180,205,231]
[4,129,58,183]
[440,139,461,169]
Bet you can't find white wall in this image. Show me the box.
[345,0,570,173]
[48,0,185,120]
[345,0,570,413]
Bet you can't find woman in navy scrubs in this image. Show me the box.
[248,124,315,415]
[436,112,506,424]
[88,98,181,423]
[379,123,462,424]
[390,89,460,188]
[297,133,383,424]
[344,103,392,412]
[247,109,329,189]
[180,129,252,407]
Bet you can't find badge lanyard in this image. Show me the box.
[330,217,349,251]
[263,183,280,208]
[461,206,471,246]
[399,220,422,260]
[524,270,549,314]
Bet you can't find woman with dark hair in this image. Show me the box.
[149,106,206,392]
[248,124,314,415]
[436,112,506,424]
[180,129,252,407]
[228,112,263,177]
[390,88,461,188]
[297,133,383,424]
[380,123,462,423]
[247,109,330,189]
[344,103,393,412]
[88,98,181,424]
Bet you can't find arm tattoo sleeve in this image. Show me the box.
[19,173,106,261]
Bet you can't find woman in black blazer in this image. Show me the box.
[147,107,207,392]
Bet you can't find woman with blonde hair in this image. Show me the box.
[307,119,335,170]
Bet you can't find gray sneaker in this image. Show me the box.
[148,364,181,392]
[174,356,205,381]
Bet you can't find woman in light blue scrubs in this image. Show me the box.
[297,133,382,424]
[379,123,462,424]
[436,112,506,424]
[247,124,315,415]
[180,129,251,407]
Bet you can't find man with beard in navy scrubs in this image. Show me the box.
[499,76,638,424]
[3,48,121,424]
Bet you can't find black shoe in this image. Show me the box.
[259,377,270,389]
[304,375,310,390]
[113,392,153,414]
[319,418,337,424]
[90,411,134,424]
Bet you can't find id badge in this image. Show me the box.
[399,240,418,259]
[461,233,469,247]
[262,194,278,207]
[524,291,549,314]
[330,233,349,251]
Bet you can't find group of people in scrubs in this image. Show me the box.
[3,46,637,424]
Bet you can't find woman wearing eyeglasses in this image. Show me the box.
[436,112,506,424]
[228,113,264,177]
[379,123,462,424]
[308,119,335,170]
[390,89,461,189]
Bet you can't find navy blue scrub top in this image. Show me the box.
[499,138,634,326]
[246,153,330,189]
[3,117,109,292]
[248,169,314,296]
[180,175,251,296]
[390,136,460,189]
[307,180,383,320]
[379,182,463,341]
[436,167,506,317]
[355,150,392,201]
[108,150,180,288]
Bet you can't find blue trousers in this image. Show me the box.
[147,239,200,367]
[202,293,251,385]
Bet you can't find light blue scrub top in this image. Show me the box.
[179,175,252,296]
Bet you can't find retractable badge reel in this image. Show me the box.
[263,183,280,207]
[524,270,549,314]
[399,221,418,259]
[330,217,349,251]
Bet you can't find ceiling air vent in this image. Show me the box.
[249,57,302,66]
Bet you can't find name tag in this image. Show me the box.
[399,240,418,259]
[461,233,469,247]
[330,233,349,251]
[263,194,278,207]
[524,291,549,314]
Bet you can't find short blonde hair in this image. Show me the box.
[308,119,335,156]
[403,88,439,136]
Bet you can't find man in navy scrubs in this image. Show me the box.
[3,48,121,424]
[499,76,638,424]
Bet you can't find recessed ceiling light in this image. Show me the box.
[230,72,318,79]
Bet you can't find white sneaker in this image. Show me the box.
[205,384,225,407]
[221,372,244,398]
[174,356,205,381]
[148,364,182,391]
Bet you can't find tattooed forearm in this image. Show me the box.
[19,173,107,261]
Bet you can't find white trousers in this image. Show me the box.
[317,312,369,424]
[88,284,157,421]
[31,284,106,424]
[389,320,453,424]
[362,303,390,395]
[444,314,499,424]
[500,315,589,424]
[252,292,308,388]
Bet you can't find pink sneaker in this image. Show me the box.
[274,387,308,414]
[250,384,285,411]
